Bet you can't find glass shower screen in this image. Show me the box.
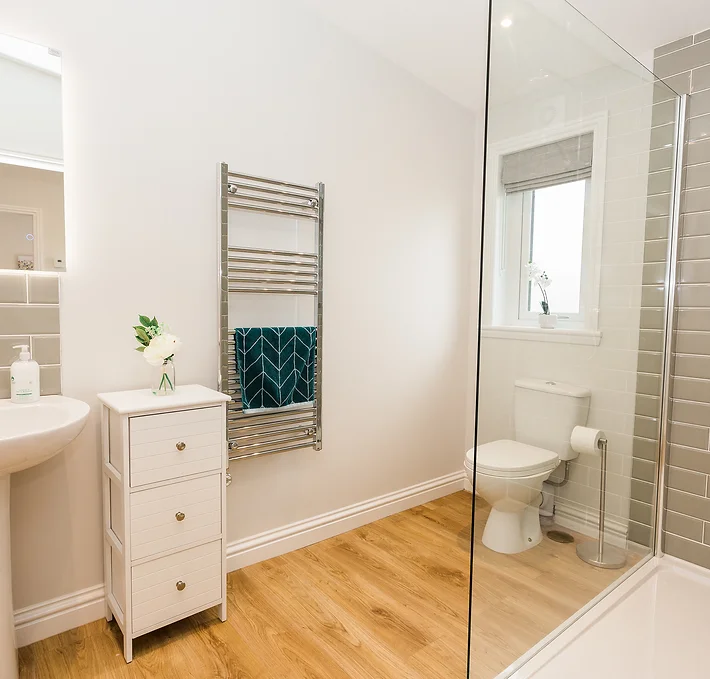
[468,0,681,676]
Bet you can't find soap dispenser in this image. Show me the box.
[10,344,40,403]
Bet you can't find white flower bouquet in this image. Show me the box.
[134,315,182,394]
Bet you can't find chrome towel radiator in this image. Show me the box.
[218,163,324,461]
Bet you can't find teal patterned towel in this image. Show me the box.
[235,327,316,411]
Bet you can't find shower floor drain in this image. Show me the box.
[547,530,574,544]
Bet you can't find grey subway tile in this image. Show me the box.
[696,28,710,44]
[640,308,664,329]
[675,331,710,354]
[680,234,710,260]
[647,193,672,218]
[650,123,675,150]
[631,456,657,482]
[649,147,675,172]
[655,41,710,80]
[630,499,654,525]
[637,351,663,375]
[686,139,710,166]
[686,163,710,190]
[656,71,692,98]
[666,510,704,541]
[652,100,678,127]
[676,308,710,332]
[676,282,710,306]
[668,465,708,495]
[646,216,671,240]
[641,284,665,307]
[633,436,659,461]
[0,306,59,335]
[675,353,710,379]
[669,421,709,449]
[631,478,656,504]
[681,212,710,237]
[672,399,710,427]
[683,188,710,214]
[667,488,710,519]
[665,533,710,568]
[39,365,61,395]
[668,443,710,473]
[636,394,661,417]
[643,262,667,285]
[0,274,27,303]
[693,64,710,93]
[0,336,30,367]
[628,521,653,547]
[0,368,8,399]
[637,372,662,397]
[679,259,710,283]
[28,275,59,304]
[643,240,669,263]
[648,170,673,196]
[672,378,710,404]
[639,330,664,352]
[31,336,60,365]
[655,35,693,58]
[689,89,710,119]
[688,113,710,143]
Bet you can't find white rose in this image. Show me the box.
[143,333,181,366]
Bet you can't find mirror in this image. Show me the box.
[0,33,64,271]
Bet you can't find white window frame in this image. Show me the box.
[481,113,607,344]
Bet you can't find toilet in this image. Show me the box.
[465,378,590,554]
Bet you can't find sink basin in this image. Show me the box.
[0,396,90,476]
[0,395,90,679]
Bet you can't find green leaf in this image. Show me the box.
[135,335,148,346]
[134,327,150,342]
[135,346,146,352]
[151,317,157,326]
[138,315,152,327]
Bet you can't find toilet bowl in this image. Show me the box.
[464,378,590,555]
[465,442,559,553]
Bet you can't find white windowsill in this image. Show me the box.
[481,325,602,346]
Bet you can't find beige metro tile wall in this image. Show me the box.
[631,30,710,566]
[0,273,61,397]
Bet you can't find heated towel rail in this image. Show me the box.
[218,163,324,461]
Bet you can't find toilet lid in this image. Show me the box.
[466,440,558,478]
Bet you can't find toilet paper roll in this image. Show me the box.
[570,426,605,456]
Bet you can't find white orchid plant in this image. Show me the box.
[526,262,552,315]
[134,316,182,390]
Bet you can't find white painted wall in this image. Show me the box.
[0,163,65,270]
[1,0,476,612]
[0,55,62,162]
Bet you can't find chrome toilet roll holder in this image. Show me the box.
[576,436,627,569]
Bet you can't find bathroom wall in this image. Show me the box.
[0,0,477,615]
[478,62,661,540]
[635,29,710,568]
[0,273,60,397]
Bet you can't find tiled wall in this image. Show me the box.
[0,273,61,397]
[630,30,710,566]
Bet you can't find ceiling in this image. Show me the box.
[300,0,710,111]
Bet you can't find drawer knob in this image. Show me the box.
[176,580,186,591]
[175,511,185,522]
[176,441,186,451]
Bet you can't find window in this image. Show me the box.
[489,129,600,332]
[518,178,589,322]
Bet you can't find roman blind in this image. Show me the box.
[501,133,593,193]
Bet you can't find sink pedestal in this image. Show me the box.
[0,474,18,678]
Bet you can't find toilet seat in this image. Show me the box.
[466,440,558,478]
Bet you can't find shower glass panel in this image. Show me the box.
[469,0,681,676]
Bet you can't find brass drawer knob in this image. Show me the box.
[176,441,186,451]
[176,581,186,591]
[175,511,185,522]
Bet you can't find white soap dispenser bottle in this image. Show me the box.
[10,344,40,404]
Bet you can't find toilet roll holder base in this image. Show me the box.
[576,437,627,570]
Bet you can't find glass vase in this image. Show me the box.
[152,359,176,396]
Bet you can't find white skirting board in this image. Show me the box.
[13,584,106,648]
[554,501,628,548]
[226,470,466,571]
[13,470,465,646]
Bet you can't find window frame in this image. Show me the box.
[482,113,607,337]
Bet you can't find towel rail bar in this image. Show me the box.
[220,163,323,462]
[227,171,316,193]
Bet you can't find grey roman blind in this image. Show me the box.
[501,133,593,194]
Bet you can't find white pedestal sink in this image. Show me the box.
[0,396,90,679]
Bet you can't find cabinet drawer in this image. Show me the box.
[130,475,222,561]
[129,407,223,487]
[132,540,222,634]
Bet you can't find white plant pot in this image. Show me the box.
[538,313,557,329]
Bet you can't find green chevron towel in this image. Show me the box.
[235,326,316,411]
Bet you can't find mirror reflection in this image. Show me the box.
[0,33,64,271]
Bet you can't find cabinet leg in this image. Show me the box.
[124,635,133,663]
[220,599,227,622]
[105,605,113,623]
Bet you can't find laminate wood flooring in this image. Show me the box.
[19,492,638,679]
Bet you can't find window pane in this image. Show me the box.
[527,180,585,315]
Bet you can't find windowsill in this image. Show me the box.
[481,325,602,346]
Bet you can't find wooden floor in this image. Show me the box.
[19,492,636,679]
